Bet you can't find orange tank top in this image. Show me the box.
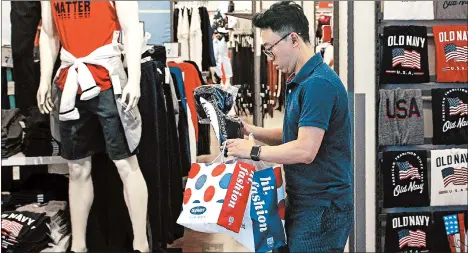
[51,1,121,92]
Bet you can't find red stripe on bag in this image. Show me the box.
[217,161,255,232]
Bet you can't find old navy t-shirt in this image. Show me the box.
[430,148,468,206]
[432,211,468,252]
[385,212,432,252]
[383,1,434,20]
[380,26,430,84]
[381,151,429,208]
[432,88,468,145]
[433,25,468,83]
[435,1,468,20]
[378,89,425,146]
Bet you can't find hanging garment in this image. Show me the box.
[430,148,468,206]
[380,26,430,84]
[378,89,424,146]
[383,1,434,20]
[168,62,202,140]
[384,212,432,252]
[431,88,468,145]
[173,8,179,43]
[381,151,429,208]
[199,7,216,71]
[189,8,203,70]
[10,1,42,116]
[184,61,211,156]
[138,61,180,247]
[433,25,468,83]
[178,8,190,61]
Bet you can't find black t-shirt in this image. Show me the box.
[432,88,468,145]
[380,26,430,84]
[382,151,430,208]
[432,211,467,252]
[385,212,432,252]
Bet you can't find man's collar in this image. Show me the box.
[287,52,323,86]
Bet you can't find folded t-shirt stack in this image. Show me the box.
[22,107,54,157]
[1,109,24,158]
[1,211,52,253]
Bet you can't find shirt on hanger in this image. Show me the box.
[384,212,432,252]
[380,26,430,84]
[431,88,468,145]
[432,211,468,252]
[383,1,434,20]
[381,151,429,208]
[430,148,468,206]
[433,25,468,83]
[378,89,424,146]
[435,1,468,20]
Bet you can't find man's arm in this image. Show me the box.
[115,2,143,111]
[37,2,60,114]
[228,126,324,165]
[244,122,283,146]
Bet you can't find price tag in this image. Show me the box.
[164,42,180,58]
[13,166,20,181]
[2,47,13,68]
[7,81,15,95]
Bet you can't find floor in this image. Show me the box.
[170,110,285,252]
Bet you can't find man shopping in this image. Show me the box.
[226,2,353,252]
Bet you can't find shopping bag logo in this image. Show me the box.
[190,206,207,215]
[217,161,255,232]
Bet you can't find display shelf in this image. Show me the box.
[1,153,67,166]
[381,82,468,90]
[379,141,467,152]
[382,205,468,214]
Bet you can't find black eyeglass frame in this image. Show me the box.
[262,32,301,59]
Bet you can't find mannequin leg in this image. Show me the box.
[68,157,93,252]
[113,155,149,252]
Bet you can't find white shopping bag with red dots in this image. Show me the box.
[227,166,287,253]
[177,160,256,233]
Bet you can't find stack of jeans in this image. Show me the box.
[22,107,53,157]
[1,109,24,158]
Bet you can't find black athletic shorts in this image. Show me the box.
[57,88,136,161]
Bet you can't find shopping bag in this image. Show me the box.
[176,158,256,233]
[228,166,287,252]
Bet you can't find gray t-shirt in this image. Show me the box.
[379,89,425,146]
[435,1,468,20]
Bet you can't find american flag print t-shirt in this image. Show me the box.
[381,26,430,84]
[432,88,468,145]
[432,211,468,252]
[385,213,432,252]
[382,151,429,208]
[430,148,468,206]
[433,25,468,83]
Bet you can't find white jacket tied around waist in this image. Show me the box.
[53,43,142,153]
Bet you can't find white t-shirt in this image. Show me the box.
[2,1,11,46]
[430,148,468,206]
[383,1,434,20]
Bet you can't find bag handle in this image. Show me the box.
[211,141,228,164]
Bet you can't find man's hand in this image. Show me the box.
[121,82,141,112]
[242,121,254,136]
[37,83,54,114]
[225,134,256,159]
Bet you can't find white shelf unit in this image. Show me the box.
[1,153,67,167]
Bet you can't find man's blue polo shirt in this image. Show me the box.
[282,53,352,209]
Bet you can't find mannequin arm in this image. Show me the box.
[37,1,60,114]
[115,2,143,112]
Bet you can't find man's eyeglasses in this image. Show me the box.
[262,32,300,59]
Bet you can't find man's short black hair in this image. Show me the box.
[252,1,310,43]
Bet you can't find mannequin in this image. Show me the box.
[37,1,149,252]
